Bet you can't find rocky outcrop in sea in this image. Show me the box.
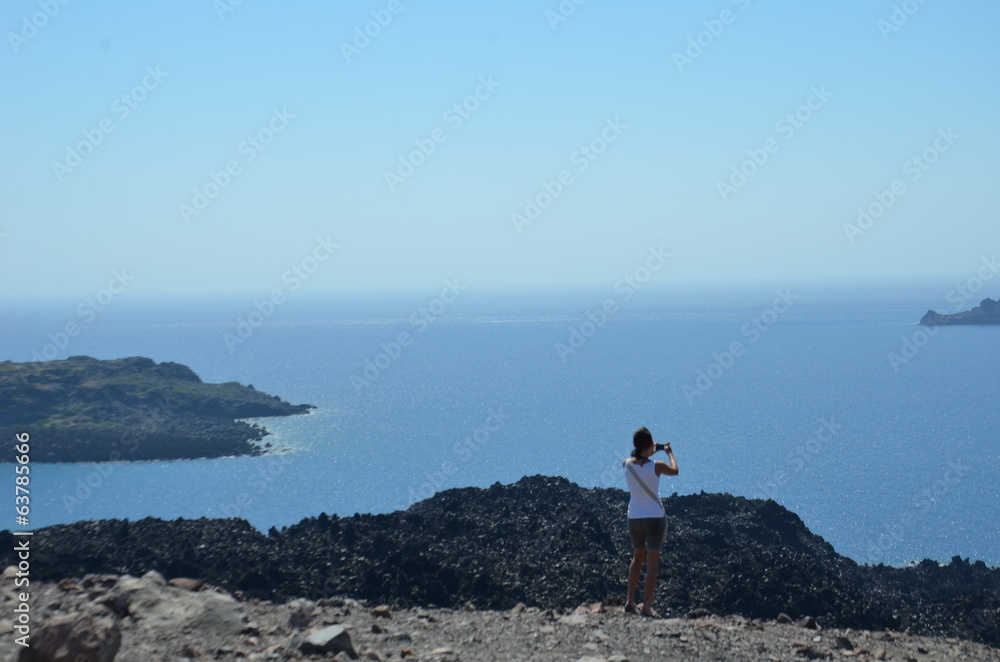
[920,297,1000,325]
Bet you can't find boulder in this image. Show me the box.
[167,577,204,592]
[18,611,120,662]
[109,571,245,636]
[300,624,358,658]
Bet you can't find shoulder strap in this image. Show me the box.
[627,462,665,516]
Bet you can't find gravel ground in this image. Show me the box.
[2,574,998,662]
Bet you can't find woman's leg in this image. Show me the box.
[625,549,645,609]
[640,550,660,615]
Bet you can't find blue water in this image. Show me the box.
[2,284,998,566]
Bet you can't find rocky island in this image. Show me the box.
[0,356,314,463]
[920,297,1000,325]
[2,476,998,658]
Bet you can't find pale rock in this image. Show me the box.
[18,610,121,662]
[300,624,358,659]
[559,613,589,626]
[167,577,204,592]
[110,572,245,636]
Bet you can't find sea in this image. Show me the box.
[2,281,998,567]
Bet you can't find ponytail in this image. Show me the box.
[631,426,653,462]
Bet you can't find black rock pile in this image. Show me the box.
[3,476,998,646]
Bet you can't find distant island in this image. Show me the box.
[0,356,314,462]
[920,297,1000,326]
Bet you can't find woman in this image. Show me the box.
[623,426,678,617]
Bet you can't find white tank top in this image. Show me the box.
[624,459,664,518]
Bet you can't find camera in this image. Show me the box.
[654,443,666,452]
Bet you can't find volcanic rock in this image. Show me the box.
[301,624,358,658]
[3,476,999,647]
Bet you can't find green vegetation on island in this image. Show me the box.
[0,356,314,463]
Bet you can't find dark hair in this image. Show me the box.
[631,427,653,459]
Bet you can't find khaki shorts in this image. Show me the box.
[628,516,667,552]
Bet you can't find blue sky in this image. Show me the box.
[3,0,999,299]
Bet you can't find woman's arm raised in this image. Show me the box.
[655,444,678,476]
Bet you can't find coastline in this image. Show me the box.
[0,356,314,463]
